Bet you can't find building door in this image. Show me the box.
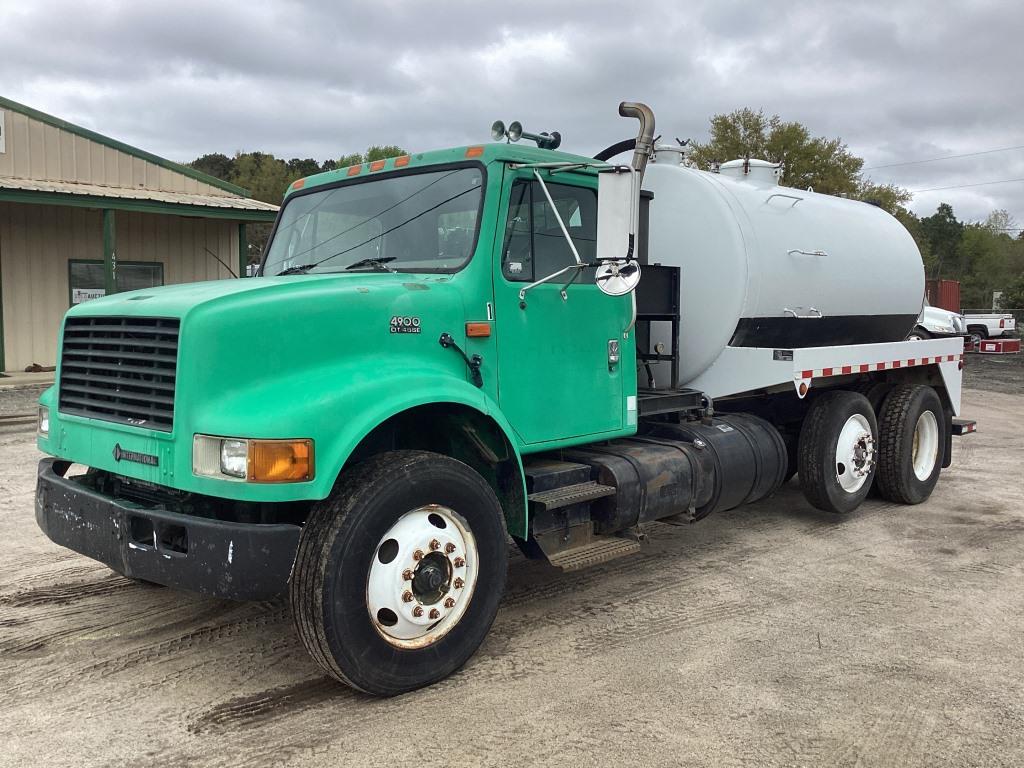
[492,170,631,446]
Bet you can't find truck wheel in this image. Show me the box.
[967,327,986,347]
[798,391,877,514]
[907,328,931,341]
[875,385,944,504]
[290,450,508,696]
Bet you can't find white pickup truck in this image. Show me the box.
[963,313,1017,346]
[910,303,967,341]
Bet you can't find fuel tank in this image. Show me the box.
[642,156,925,385]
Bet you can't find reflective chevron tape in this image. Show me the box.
[799,354,962,380]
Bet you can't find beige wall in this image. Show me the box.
[0,202,239,371]
[0,108,230,197]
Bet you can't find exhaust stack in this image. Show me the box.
[618,102,655,181]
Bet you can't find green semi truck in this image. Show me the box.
[35,103,973,695]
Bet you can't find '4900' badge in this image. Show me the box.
[390,316,421,334]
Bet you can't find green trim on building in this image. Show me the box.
[238,222,248,278]
[0,187,278,222]
[0,95,250,197]
[102,209,116,295]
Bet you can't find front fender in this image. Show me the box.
[186,359,528,535]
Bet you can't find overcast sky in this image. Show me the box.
[2,0,1021,226]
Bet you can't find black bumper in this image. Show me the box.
[35,458,301,601]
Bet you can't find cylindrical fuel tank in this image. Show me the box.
[642,156,926,384]
[566,413,787,534]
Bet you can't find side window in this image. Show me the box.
[502,180,597,282]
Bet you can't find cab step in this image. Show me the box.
[527,480,615,512]
[546,536,641,572]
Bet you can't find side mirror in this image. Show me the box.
[595,259,641,296]
[595,167,641,296]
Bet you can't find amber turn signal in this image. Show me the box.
[249,439,314,483]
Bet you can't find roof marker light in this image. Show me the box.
[291,178,306,190]
[465,146,484,158]
[394,155,411,167]
[347,165,362,177]
[370,160,386,172]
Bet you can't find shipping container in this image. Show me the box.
[926,279,960,312]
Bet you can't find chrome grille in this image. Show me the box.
[58,316,179,431]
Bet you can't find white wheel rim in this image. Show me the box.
[366,504,478,649]
[835,413,874,493]
[912,410,940,481]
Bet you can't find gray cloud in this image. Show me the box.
[2,0,1021,224]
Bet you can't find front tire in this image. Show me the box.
[290,450,508,696]
[875,385,944,504]
[907,327,931,341]
[798,391,878,514]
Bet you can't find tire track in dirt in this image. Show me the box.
[187,677,353,735]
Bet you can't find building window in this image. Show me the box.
[68,260,164,305]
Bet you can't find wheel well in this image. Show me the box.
[967,325,987,337]
[344,403,526,539]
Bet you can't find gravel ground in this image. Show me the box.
[962,349,1024,396]
[0,386,1021,767]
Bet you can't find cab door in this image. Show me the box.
[491,170,632,446]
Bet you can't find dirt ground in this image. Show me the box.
[1,386,1022,768]
[962,348,1024,396]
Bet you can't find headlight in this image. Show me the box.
[220,439,248,478]
[193,435,314,483]
[37,406,49,437]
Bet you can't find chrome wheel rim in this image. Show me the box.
[836,413,874,493]
[912,410,940,481]
[366,505,478,649]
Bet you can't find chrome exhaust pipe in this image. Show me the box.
[618,101,655,180]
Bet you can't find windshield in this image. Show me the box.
[262,166,484,276]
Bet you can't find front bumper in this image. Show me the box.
[35,458,301,601]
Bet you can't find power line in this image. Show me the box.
[909,177,1024,194]
[865,144,1024,170]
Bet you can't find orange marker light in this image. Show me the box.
[465,146,484,158]
[394,155,411,167]
[370,160,386,172]
[347,165,362,177]
[249,440,314,483]
[291,178,306,190]
[465,322,491,338]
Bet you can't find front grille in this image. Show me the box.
[59,316,179,431]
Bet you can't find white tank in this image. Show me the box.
[642,155,925,385]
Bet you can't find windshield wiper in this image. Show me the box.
[346,256,397,272]
[276,263,317,276]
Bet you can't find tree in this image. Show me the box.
[690,108,864,196]
[920,203,965,279]
[191,152,235,181]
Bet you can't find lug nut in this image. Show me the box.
[413,549,424,561]
[429,608,440,620]
[453,557,465,568]
[402,591,414,603]
[412,606,423,617]
[429,538,441,551]
[444,542,456,554]
[402,569,414,581]
[453,577,465,589]
[444,597,456,609]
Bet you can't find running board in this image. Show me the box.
[527,480,615,512]
[546,537,641,572]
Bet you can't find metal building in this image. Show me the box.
[0,96,278,373]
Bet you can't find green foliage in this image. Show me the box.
[690,108,864,196]
[189,145,407,262]
[1001,274,1024,309]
